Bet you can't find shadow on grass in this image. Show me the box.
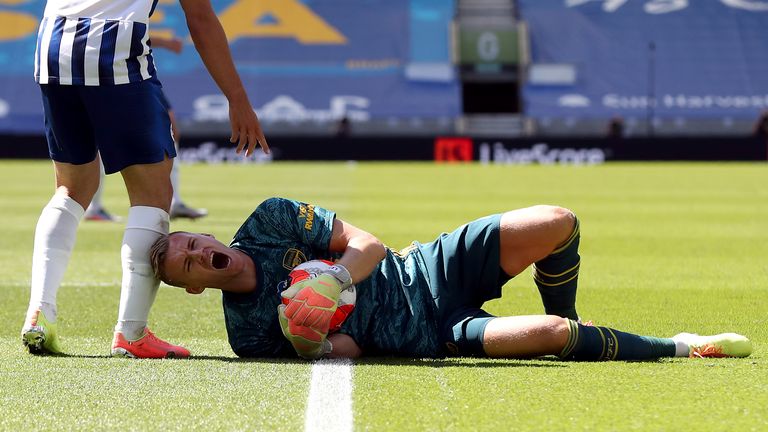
[352,357,568,368]
[35,353,677,366]
[24,352,113,359]
[35,353,271,361]
[188,355,306,364]
[187,355,569,368]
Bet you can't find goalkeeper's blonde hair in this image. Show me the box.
[149,233,172,283]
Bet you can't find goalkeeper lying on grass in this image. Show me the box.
[149,197,752,361]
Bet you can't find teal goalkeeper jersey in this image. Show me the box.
[222,197,440,358]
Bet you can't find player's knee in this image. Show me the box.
[547,316,572,350]
[531,205,576,234]
[551,316,570,334]
[551,206,576,233]
[55,183,99,209]
[541,206,576,238]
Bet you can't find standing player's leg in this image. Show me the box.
[482,315,752,360]
[87,78,187,358]
[84,157,119,222]
[22,159,100,354]
[110,157,189,358]
[23,82,101,355]
[499,206,581,319]
[165,105,206,220]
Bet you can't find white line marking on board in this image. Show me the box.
[305,358,353,432]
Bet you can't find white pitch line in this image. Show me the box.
[305,359,353,432]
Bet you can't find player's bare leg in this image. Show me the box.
[111,157,189,358]
[22,159,100,354]
[498,205,575,276]
[499,206,581,319]
[51,158,102,209]
[483,315,570,358]
[121,157,173,211]
[482,315,751,360]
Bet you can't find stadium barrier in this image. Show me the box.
[1,135,765,163]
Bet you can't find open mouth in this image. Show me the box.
[211,251,231,270]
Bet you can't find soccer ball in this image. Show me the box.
[282,259,356,333]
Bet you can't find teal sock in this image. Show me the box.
[559,320,677,361]
[533,218,580,320]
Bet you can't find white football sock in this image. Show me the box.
[26,193,85,324]
[170,152,182,206]
[84,160,106,215]
[671,333,693,357]
[115,206,169,340]
[674,341,690,357]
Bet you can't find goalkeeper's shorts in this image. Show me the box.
[416,213,511,357]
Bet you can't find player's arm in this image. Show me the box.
[327,333,362,359]
[281,218,385,333]
[178,0,269,156]
[328,218,386,285]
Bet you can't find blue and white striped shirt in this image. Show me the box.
[35,0,159,86]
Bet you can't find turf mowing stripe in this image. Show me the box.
[305,359,353,432]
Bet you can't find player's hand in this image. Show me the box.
[278,304,331,360]
[228,95,269,156]
[281,274,342,333]
[167,37,183,54]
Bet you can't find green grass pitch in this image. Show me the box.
[1,160,767,430]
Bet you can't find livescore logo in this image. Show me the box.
[479,142,606,165]
[433,138,606,165]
